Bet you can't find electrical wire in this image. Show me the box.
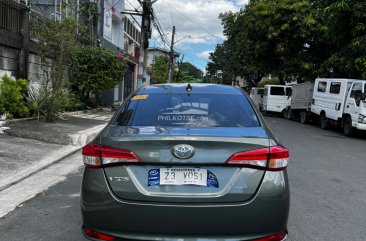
[151,10,171,48]
[161,0,224,41]
[153,3,172,32]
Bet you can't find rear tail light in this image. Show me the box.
[226,145,289,171]
[253,232,287,241]
[84,228,115,240]
[82,143,141,168]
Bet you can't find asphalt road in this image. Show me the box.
[0,116,365,241]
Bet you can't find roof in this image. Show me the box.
[136,84,243,95]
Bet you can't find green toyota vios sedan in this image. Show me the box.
[81,84,290,241]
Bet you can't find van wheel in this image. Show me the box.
[320,113,329,130]
[286,108,292,120]
[343,116,355,137]
[300,111,307,124]
[282,109,288,119]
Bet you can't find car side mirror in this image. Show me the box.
[361,93,366,101]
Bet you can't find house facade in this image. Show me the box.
[99,0,141,106]
[0,0,141,106]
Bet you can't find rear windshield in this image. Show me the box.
[257,89,264,95]
[270,86,285,95]
[115,93,260,127]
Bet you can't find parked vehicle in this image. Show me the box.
[311,78,366,136]
[81,84,290,241]
[263,85,292,117]
[249,87,264,110]
[287,82,314,123]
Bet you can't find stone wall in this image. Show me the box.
[0,45,47,86]
[0,45,19,78]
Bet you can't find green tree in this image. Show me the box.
[209,0,366,84]
[221,0,326,84]
[150,55,169,84]
[32,17,79,122]
[69,45,126,105]
[318,0,366,78]
[176,62,203,83]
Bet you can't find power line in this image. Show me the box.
[153,3,172,32]
[124,0,142,28]
[162,0,224,41]
[151,9,171,48]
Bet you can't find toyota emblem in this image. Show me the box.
[172,144,195,159]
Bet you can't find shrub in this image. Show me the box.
[0,75,30,118]
[69,45,126,106]
[27,85,70,122]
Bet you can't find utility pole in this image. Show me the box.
[168,25,176,83]
[137,0,153,87]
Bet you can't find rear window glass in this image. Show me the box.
[257,89,264,95]
[115,93,260,127]
[270,87,285,95]
[329,82,341,94]
[318,81,327,92]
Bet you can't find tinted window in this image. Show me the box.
[257,89,264,95]
[270,87,285,95]
[350,83,362,106]
[115,93,260,127]
[329,82,341,94]
[318,81,327,92]
[286,87,292,96]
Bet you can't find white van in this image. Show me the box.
[263,85,292,117]
[311,78,366,136]
[249,87,264,110]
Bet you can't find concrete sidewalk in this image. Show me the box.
[0,110,114,192]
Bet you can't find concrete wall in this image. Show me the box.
[0,44,48,86]
[28,53,49,85]
[0,45,19,78]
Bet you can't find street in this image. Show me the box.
[0,116,365,241]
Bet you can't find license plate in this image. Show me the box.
[148,168,219,188]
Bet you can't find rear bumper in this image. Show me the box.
[81,168,290,240]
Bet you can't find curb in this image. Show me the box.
[0,145,80,192]
[0,124,106,192]
[68,124,106,146]
[0,108,112,127]
[0,117,35,126]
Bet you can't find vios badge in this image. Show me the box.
[172,144,195,159]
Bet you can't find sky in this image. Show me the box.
[124,0,248,72]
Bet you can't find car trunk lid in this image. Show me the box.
[100,126,270,203]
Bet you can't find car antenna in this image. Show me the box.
[186,83,192,92]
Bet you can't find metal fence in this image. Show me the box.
[28,0,96,44]
[0,0,25,33]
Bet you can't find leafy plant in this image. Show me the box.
[32,17,79,122]
[150,55,169,84]
[27,85,70,122]
[0,75,30,118]
[69,45,126,105]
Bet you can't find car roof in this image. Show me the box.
[135,84,243,95]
